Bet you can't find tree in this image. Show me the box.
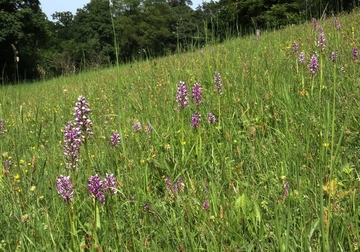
[169,2,203,50]
[72,0,115,68]
[194,0,224,43]
[51,11,74,42]
[0,0,48,83]
[113,0,175,61]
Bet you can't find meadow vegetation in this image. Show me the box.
[0,10,360,251]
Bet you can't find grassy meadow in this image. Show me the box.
[1,10,360,251]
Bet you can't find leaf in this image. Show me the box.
[253,201,262,224]
[308,219,320,241]
[95,204,101,230]
[322,179,338,197]
[235,193,251,216]
[328,179,338,197]
[337,190,351,198]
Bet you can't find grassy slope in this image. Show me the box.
[0,10,359,251]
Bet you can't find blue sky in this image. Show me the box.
[41,0,204,19]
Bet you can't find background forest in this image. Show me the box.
[0,0,358,83]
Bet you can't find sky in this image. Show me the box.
[41,0,204,19]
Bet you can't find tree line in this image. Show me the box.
[0,0,357,83]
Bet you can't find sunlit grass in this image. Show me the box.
[0,10,360,251]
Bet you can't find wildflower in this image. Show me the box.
[191,112,200,129]
[56,175,74,202]
[171,183,178,194]
[165,177,172,192]
[102,173,118,195]
[214,72,223,94]
[165,177,185,195]
[309,54,319,75]
[146,124,153,134]
[164,144,170,151]
[202,200,210,210]
[299,52,306,63]
[132,121,142,132]
[192,82,202,106]
[207,113,217,123]
[334,17,341,30]
[318,31,326,51]
[283,183,290,198]
[299,88,307,96]
[340,66,345,73]
[292,42,298,53]
[352,47,358,60]
[143,202,149,211]
[176,81,189,110]
[330,51,337,62]
[177,178,184,192]
[21,214,29,223]
[73,95,93,136]
[63,122,82,170]
[3,159,11,168]
[312,18,317,29]
[0,118,6,135]
[88,174,105,202]
[110,131,121,148]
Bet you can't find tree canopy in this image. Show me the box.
[0,0,48,82]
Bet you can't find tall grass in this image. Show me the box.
[0,10,359,251]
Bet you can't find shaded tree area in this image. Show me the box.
[0,0,48,82]
[0,0,358,83]
[207,0,357,38]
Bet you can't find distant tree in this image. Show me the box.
[167,0,192,8]
[0,0,48,83]
[72,0,115,69]
[168,2,203,50]
[51,11,74,42]
[113,0,174,61]
[194,0,224,43]
[259,0,301,28]
[215,0,356,35]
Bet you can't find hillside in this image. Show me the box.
[0,10,359,251]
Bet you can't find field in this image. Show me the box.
[1,10,360,251]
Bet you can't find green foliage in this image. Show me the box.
[0,0,48,82]
[113,0,175,60]
[72,0,114,67]
[260,2,301,27]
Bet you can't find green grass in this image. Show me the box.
[1,10,360,251]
